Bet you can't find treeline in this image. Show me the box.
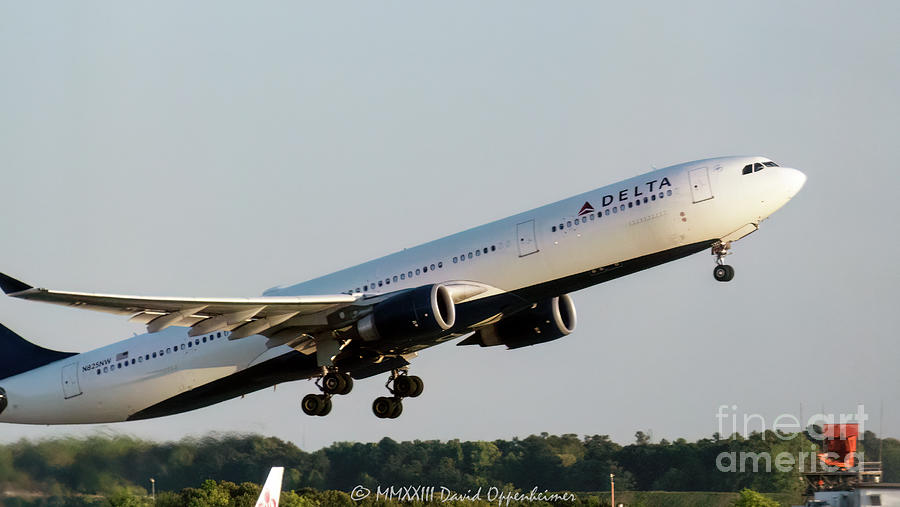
[0,431,897,499]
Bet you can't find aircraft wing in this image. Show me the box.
[0,272,358,339]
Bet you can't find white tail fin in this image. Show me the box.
[255,467,284,507]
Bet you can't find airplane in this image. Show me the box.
[256,467,284,507]
[0,156,805,424]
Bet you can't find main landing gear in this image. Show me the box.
[372,370,424,419]
[301,371,353,417]
[712,241,735,282]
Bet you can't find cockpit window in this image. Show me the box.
[743,160,779,175]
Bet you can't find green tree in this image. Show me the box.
[634,431,651,446]
[732,488,780,507]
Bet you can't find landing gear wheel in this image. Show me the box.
[301,394,332,416]
[319,397,332,416]
[322,372,353,395]
[389,398,403,419]
[408,376,424,397]
[341,375,354,394]
[393,375,417,397]
[373,396,396,419]
[713,264,735,282]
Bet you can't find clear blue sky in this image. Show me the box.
[1,1,898,450]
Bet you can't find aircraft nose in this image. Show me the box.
[782,167,807,198]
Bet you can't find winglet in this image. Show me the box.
[0,273,32,295]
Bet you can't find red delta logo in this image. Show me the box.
[577,201,594,216]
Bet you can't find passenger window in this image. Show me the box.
[378,280,383,287]
[651,194,656,201]
[468,252,473,259]
[643,197,648,203]
[138,356,143,362]
[635,200,640,206]
[559,223,563,230]
[416,268,421,275]
[393,275,399,282]
[552,226,556,232]
[430,264,436,270]
[97,369,101,375]
[667,190,672,196]
[104,366,109,373]
[567,221,572,227]
[401,273,406,279]
[438,262,443,268]
[180,345,185,351]
[742,164,753,175]
[605,209,609,216]
[590,214,595,220]
[475,250,480,256]
[385,278,390,285]
[628,202,633,208]
[145,354,150,360]
[408,271,413,277]
[612,207,617,214]
[454,256,459,262]
[364,285,368,291]
[131,358,136,364]
[423,266,428,273]
[217,332,222,338]
[152,352,157,358]
[482,248,487,254]
[491,245,496,251]
[574,218,579,225]
[202,337,207,343]
[620,205,625,211]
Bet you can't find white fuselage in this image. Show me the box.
[0,156,806,424]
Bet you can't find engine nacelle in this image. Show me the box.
[465,294,576,349]
[356,284,456,342]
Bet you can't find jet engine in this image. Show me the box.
[356,284,456,342]
[0,387,7,415]
[461,294,576,349]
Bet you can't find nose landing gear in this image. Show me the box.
[372,370,424,419]
[712,241,735,282]
[301,371,353,417]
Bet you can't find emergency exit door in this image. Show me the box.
[61,363,82,399]
[517,220,539,257]
[688,167,714,203]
